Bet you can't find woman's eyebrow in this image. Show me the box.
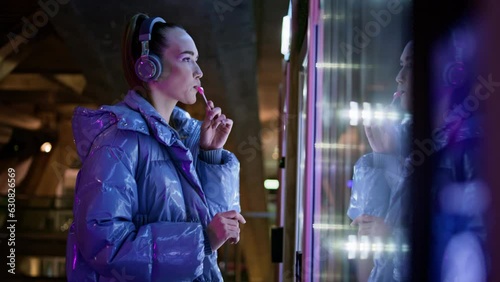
[179,50,199,59]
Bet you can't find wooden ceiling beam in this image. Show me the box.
[0,73,85,91]
[0,9,48,80]
[0,73,58,90]
[0,125,13,144]
[0,42,34,82]
[52,73,86,94]
[0,90,93,104]
[0,105,41,130]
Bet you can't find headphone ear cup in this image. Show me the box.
[148,54,163,80]
[443,61,466,88]
[135,54,163,82]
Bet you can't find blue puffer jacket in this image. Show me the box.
[66,90,240,282]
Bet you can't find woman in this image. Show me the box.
[347,41,414,282]
[66,13,245,281]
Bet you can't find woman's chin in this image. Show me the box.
[400,94,412,112]
[184,98,197,105]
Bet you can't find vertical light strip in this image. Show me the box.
[281,15,291,58]
[303,0,321,280]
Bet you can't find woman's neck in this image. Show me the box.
[149,89,177,124]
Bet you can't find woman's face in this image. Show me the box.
[154,28,203,105]
[396,41,413,111]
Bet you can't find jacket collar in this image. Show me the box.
[433,114,483,152]
[123,91,204,193]
[121,90,181,146]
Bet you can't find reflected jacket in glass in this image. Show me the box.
[347,120,411,282]
[348,116,485,282]
[66,90,240,281]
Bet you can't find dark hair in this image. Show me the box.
[121,13,185,90]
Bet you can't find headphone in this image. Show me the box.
[135,16,166,82]
[443,30,467,88]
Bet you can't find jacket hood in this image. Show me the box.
[72,90,194,162]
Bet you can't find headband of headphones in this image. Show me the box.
[139,17,166,42]
[135,16,166,82]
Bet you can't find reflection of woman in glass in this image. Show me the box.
[347,41,413,282]
[428,28,487,281]
[349,25,487,281]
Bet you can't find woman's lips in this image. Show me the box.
[195,86,204,94]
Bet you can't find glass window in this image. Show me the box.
[297,55,308,254]
[303,0,413,280]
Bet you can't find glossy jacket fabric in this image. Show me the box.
[347,119,411,282]
[429,115,486,281]
[348,116,485,281]
[66,90,240,281]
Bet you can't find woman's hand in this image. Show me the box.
[364,105,399,153]
[206,210,246,251]
[351,214,392,238]
[200,101,233,150]
[364,122,397,154]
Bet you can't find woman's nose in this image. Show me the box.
[396,68,405,84]
[194,64,203,79]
